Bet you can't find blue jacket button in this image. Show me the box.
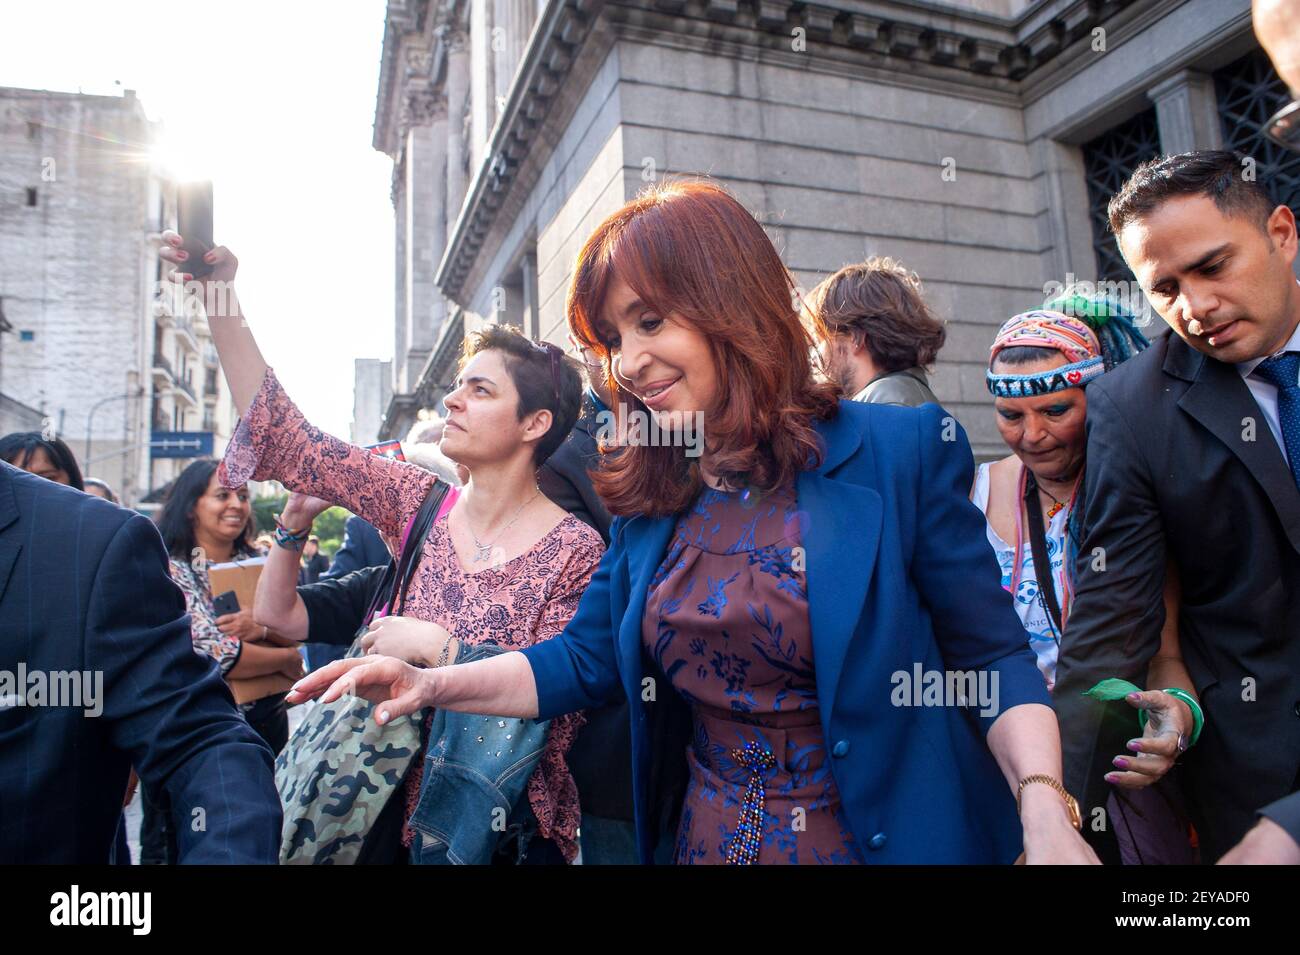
[832,739,850,758]
[869,832,887,850]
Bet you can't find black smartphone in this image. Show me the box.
[212,590,240,617]
[176,180,215,279]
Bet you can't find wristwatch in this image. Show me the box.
[1017,774,1082,830]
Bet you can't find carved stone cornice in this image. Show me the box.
[426,0,1143,301]
[399,88,447,132]
[405,45,434,76]
[442,27,469,55]
[605,0,1135,81]
[374,0,430,154]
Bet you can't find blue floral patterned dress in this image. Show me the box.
[642,481,862,865]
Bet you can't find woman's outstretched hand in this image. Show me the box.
[286,655,435,725]
[1103,690,1194,789]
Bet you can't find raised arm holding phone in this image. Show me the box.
[160,230,603,863]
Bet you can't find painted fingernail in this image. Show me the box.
[177,250,188,259]
[1113,757,1129,769]
[1127,692,1141,701]
[1104,772,1119,783]
[204,251,216,261]
[1127,740,1142,751]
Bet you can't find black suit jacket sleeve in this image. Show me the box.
[299,565,387,645]
[1259,791,1300,848]
[87,513,281,863]
[1056,384,1169,847]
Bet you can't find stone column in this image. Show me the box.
[445,30,471,231]
[392,158,409,394]
[404,92,449,391]
[1148,70,1223,154]
[1036,138,1097,286]
[522,251,538,339]
[471,0,494,161]
[493,0,536,109]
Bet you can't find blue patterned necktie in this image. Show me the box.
[1254,351,1300,491]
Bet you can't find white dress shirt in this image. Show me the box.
[1237,317,1300,467]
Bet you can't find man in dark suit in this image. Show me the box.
[1057,150,1300,864]
[0,461,281,863]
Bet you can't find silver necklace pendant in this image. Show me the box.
[466,487,539,564]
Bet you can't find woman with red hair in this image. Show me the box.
[295,180,1096,865]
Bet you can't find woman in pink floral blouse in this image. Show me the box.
[160,233,603,863]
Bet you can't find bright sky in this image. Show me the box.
[0,0,394,438]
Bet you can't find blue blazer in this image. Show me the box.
[0,462,282,863]
[522,401,1052,864]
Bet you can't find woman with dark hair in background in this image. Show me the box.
[0,432,85,491]
[142,457,302,863]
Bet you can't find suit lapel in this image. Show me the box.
[802,407,884,720]
[798,468,883,725]
[1175,346,1300,554]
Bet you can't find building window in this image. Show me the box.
[1215,48,1300,211]
[1081,109,1162,283]
[26,121,39,139]
[19,330,35,342]
[25,188,38,207]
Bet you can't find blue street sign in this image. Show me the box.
[150,431,214,459]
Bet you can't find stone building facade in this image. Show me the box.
[352,357,394,445]
[374,0,1282,460]
[0,86,239,506]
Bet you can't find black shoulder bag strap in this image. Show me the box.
[361,478,452,625]
[1023,471,1064,642]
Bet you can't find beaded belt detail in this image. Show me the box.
[724,740,777,865]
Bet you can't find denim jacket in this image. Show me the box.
[407,640,552,864]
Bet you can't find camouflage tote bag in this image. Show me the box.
[275,639,422,864]
[275,479,451,865]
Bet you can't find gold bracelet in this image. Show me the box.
[1017,774,1082,830]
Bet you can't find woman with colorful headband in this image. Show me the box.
[974,294,1201,861]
